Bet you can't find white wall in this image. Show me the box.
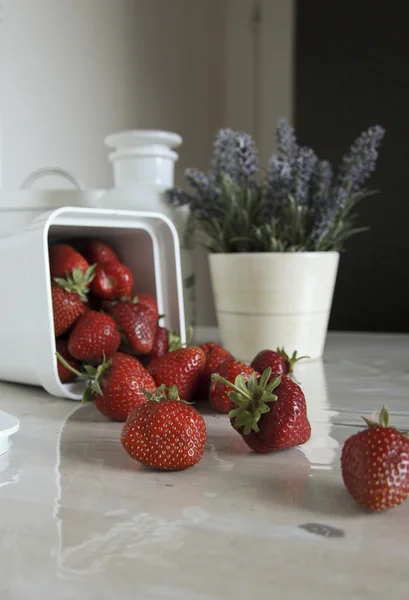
[225,0,294,166]
[0,0,225,190]
[0,0,293,328]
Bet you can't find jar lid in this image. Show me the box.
[105,130,182,151]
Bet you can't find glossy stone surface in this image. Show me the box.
[1,333,408,599]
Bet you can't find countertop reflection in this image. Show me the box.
[1,332,409,600]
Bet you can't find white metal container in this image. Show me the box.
[209,252,339,362]
[98,130,196,327]
[0,206,186,400]
[0,168,105,236]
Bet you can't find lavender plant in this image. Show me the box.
[166,120,385,253]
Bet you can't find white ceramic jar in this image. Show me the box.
[98,130,195,327]
[209,252,339,362]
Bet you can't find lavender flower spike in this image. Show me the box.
[291,147,318,206]
[337,125,385,193]
[165,187,192,207]
[212,128,258,186]
[265,156,292,211]
[311,160,333,209]
[212,128,236,181]
[312,187,349,240]
[276,118,297,163]
[233,131,259,185]
[184,168,216,199]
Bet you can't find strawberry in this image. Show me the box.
[68,310,121,361]
[121,384,206,470]
[91,262,133,300]
[49,244,90,278]
[83,240,119,265]
[341,406,409,512]
[56,351,156,421]
[212,368,311,453]
[55,338,80,383]
[51,285,87,336]
[148,325,169,359]
[133,293,159,320]
[148,346,206,401]
[196,342,233,400]
[209,359,257,413]
[103,293,159,320]
[140,328,182,367]
[108,300,157,355]
[250,347,307,378]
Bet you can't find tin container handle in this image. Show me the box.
[20,168,86,190]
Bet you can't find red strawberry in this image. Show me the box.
[121,384,206,470]
[148,346,206,402]
[103,293,159,320]
[212,368,311,453]
[56,351,156,421]
[68,310,121,361]
[140,328,182,367]
[341,406,409,512]
[108,301,157,355]
[49,244,90,278]
[148,325,169,359]
[209,360,257,413]
[250,347,307,378]
[91,262,133,300]
[197,342,233,400]
[83,240,119,265]
[55,338,80,383]
[134,293,159,320]
[52,285,87,337]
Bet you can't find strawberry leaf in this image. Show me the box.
[168,385,179,400]
[379,405,390,427]
[82,386,95,404]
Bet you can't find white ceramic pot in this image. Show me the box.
[209,252,339,362]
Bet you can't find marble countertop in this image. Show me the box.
[1,332,409,600]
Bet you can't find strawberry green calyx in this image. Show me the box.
[55,351,112,403]
[54,264,96,302]
[168,331,183,352]
[211,368,281,434]
[277,347,309,374]
[362,405,390,428]
[142,384,186,403]
[362,405,409,439]
[168,325,194,352]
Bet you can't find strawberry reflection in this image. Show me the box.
[54,403,224,577]
[293,360,339,469]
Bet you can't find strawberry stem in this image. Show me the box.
[56,351,112,403]
[56,351,89,380]
[211,373,253,401]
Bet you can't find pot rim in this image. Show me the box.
[209,251,340,258]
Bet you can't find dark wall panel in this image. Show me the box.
[295,0,409,331]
